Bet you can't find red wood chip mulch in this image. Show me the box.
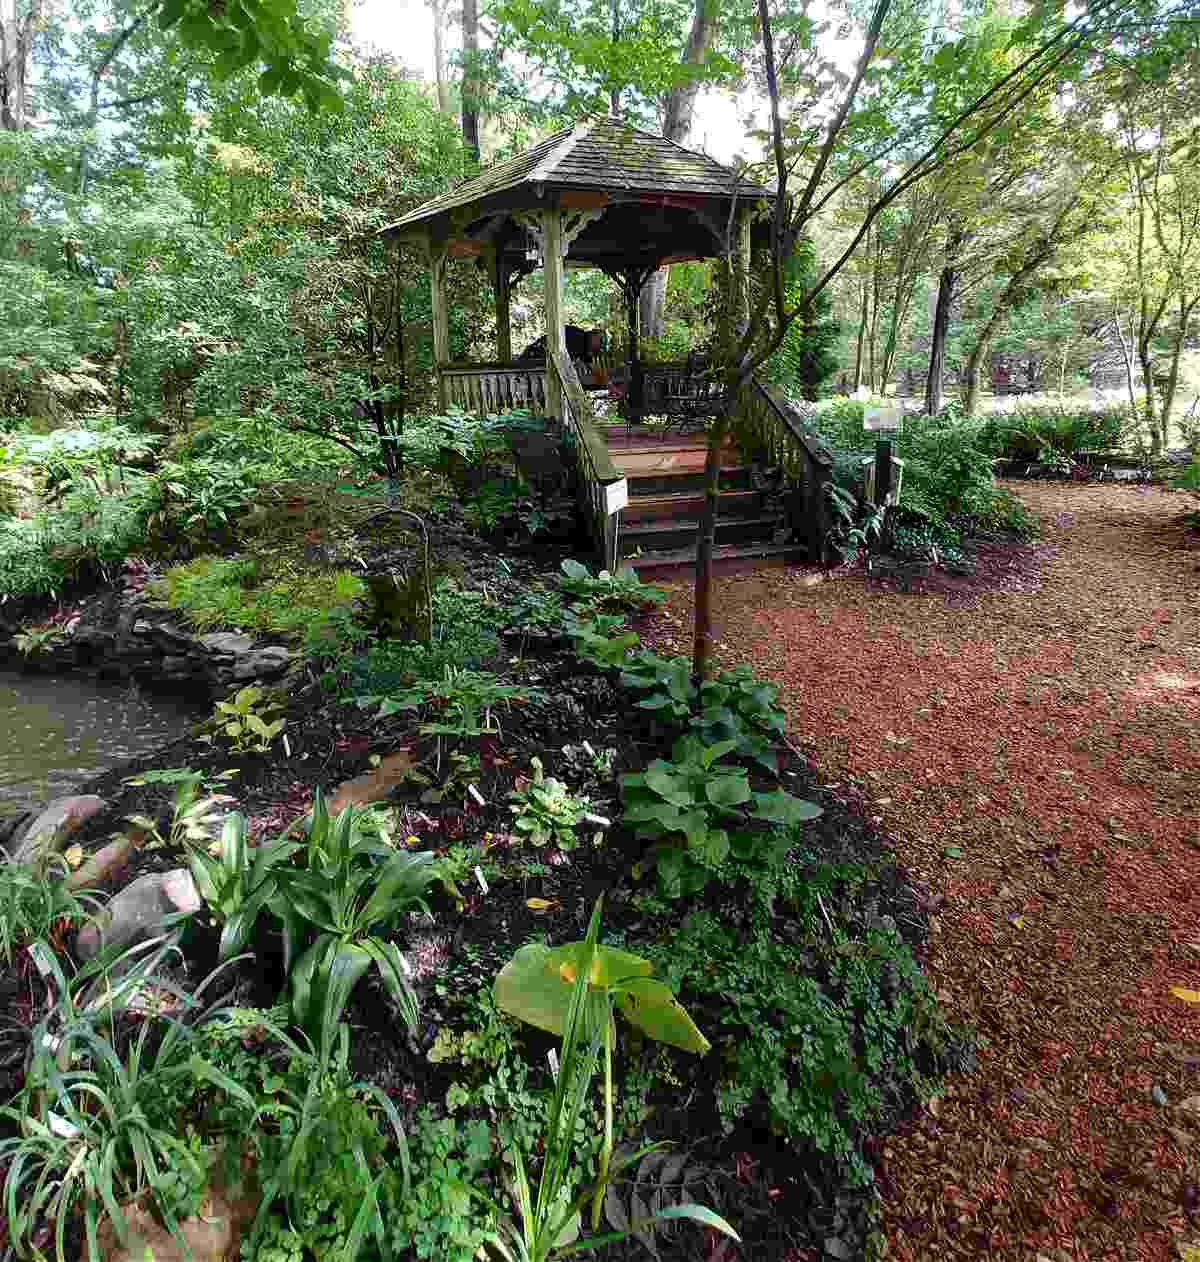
[650,481,1200,1262]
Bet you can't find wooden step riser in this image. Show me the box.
[622,490,762,523]
[622,517,779,553]
[627,548,813,582]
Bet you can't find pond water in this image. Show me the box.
[0,670,204,815]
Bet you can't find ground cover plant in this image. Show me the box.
[0,495,964,1261]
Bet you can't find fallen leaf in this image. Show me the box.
[526,898,559,913]
[1008,913,1026,929]
[943,846,963,858]
[1176,1243,1200,1262]
[62,844,84,869]
[1170,987,1200,1004]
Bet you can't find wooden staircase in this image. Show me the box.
[601,425,814,581]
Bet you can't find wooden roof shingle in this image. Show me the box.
[381,115,771,238]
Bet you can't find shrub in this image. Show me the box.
[979,402,1135,462]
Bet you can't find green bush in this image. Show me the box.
[979,403,1135,462]
[152,554,365,638]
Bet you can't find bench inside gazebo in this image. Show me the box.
[381,116,834,579]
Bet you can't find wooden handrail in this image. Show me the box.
[547,347,623,572]
[734,378,835,561]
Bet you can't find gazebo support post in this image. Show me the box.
[429,239,450,409]
[625,272,641,422]
[542,207,565,418]
[487,247,513,363]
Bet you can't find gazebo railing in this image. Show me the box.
[547,348,622,571]
[441,362,548,413]
[734,378,835,561]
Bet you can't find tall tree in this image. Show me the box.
[639,0,721,338]
[461,0,480,154]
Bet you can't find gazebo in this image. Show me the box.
[381,116,833,577]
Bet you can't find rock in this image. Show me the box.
[0,809,35,853]
[200,632,256,656]
[12,795,108,867]
[328,749,417,814]
[67,835,135,890]
[95,1155,258,1262]
[1152,1085,1169,1107]
[231,647,291,681]
[76,869,200,959]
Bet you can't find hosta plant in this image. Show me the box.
[213,684,287,753]
[621,735,823,897]
[509,758,591,850]
[557,559,666,615]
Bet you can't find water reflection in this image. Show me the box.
[0,670,203,811]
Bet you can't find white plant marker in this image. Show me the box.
[474,866,489,895]
[547,1048,559,1079]
[467,784,486,807]
[583,813,610,828]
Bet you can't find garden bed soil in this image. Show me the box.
[0,514,965,1262]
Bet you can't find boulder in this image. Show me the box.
[199,632,256,656]
[328,749,417,813]
[76,869,202,959]
[231,646,291,681]
[67,835,136,891]
[95,1154,259,1262]
[12,795,107,867]
[0,809,35,853]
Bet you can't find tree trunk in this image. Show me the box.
[460,0,480,161]
[1159,292,1200,450]
[638,0,717,339]
[429,0,451,115]
[853,276,868,389]
[925,262,955,414]
[692,416,725,682]
[609,0,621,116]
[1,0,41,131]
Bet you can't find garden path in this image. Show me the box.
[650,481,1200,1262]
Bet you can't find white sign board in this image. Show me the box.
[604,478,629,515]
[863,405,901,432]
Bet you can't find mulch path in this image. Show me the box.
[648,480,1200,1262]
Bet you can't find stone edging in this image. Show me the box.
[2,593,293,696]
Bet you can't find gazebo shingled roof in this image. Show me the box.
[381,115,772,243]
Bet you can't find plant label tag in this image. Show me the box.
[28,941,54,977]
[548,1048,559,1079]
[583,813,611,828]
[474,866,489,895]
[604,479,628,515]
[41,1034,61,1054]
[47,1112,79,1139]
[582,741,595,758]
[467,784,486,807]
[282,734,291,758]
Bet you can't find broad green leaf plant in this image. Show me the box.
[271,790,440,1051]
[486,898,736,1260]
[621,733,823,896]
